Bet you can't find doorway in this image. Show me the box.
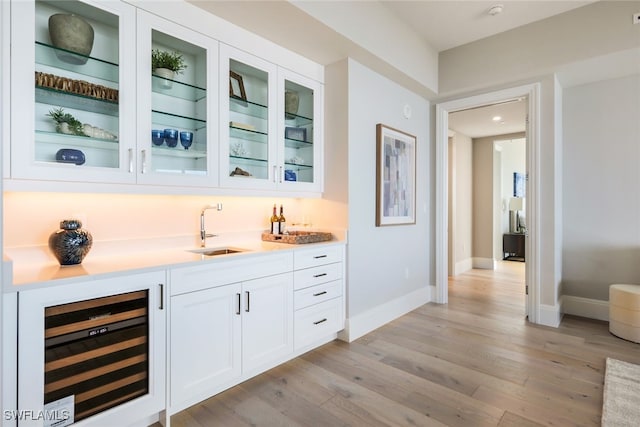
[434,83,541,324]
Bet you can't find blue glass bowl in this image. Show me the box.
[151,129,164,146]
[164,129,178,148]
[180,131,193,150]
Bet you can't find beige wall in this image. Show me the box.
[449,132,473,273]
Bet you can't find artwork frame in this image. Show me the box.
[376,124,416,226]
[284,126,306,142]
[229,70,247,101]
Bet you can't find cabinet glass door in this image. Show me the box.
[220,44,277,189]
[11,0,136,183]
[137,11,216,187]
[278,70,323,192]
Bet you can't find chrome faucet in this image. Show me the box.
[200,203,222,247]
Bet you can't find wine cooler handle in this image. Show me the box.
[236,293,241,315]
[245,291,250,312]
[159,284,164,310]
[128,148,133,173]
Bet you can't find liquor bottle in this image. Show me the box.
[278,205,286,235]
[270,204,279,234]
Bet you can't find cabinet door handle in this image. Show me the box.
[245,291,250,312]
[236,293,241,315]
[279,166,283,183]
[158,284,164,310]
[272,166,277,183]
[128,148,133,173]
[314,255,327,259]
[141,149,147,174]
[313,273,327,278]
[313,291,327,297]
[313,318,327,325]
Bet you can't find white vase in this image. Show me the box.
[153,68,175,89]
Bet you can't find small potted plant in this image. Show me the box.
[151,49,187,88]
[47,107,87,137]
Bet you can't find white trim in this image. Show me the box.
[472,257,496,270]
[435,83,542,325]
[539,303,563,327]
[454,258,473,275]
[338,286,431,342]
[562,295,609,322]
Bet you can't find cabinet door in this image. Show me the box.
[18,271,166,427]
[278,69,323,192]
[11,0,137,184]
[241,273,294,377]
[136,11,218,187]
[219,43,278,190]
[170,283,241,413]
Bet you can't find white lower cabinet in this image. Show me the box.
[168,252,294,414]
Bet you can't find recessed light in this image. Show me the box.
[492,116,502,122]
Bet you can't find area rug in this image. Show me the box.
[602,358,640,426]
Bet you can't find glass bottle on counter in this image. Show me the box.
[270,204,279,234]
[278,205,286,234]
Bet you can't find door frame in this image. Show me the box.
[435,83,541,324]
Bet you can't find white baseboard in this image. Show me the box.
[562,295,609,321]
[539,303,563,327]
[473,257,496,270]
[454,258,473,275]
[338,286,431,342]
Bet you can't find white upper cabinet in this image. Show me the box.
[11,0,137,184]
[136,11,218,187]
[219,44,324,193]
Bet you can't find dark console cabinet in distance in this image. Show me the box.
[503,233,525,261]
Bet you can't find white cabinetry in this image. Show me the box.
[293,245,345,352]
[10,0,137,184]
[168,252,294,414]
[136,10,218,187]
[219,44,323,192]
[17,271,166,427]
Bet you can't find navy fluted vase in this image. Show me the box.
[48,219,93,266]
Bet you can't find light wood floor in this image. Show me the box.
[168,261,640,426]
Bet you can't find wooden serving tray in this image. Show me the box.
[261,231,332,244]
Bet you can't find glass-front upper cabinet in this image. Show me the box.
[219,44,277,190]
[136,11,218,187]
[10,0,137,184]
[277,69,323,192]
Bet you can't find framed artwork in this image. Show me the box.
[284,126,306,142]
[376,124,416,226]
[229,70,247,101]
[513,172,525,197]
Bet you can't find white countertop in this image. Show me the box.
[3,230,346,291]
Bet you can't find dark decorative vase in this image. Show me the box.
[48,219,93,266]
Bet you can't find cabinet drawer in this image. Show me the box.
[294,245,343,270]
[294,280,342,310]
[294,297,343,351]
[293,262,341,290]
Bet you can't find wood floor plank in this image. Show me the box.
[162,261,640,427]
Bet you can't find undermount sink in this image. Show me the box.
[187,247,248,257]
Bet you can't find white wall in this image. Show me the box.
[342,58,430,339]
[562,74,640,301]
[449,131,473,274]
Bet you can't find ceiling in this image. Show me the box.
[189,1,595,137]
[379,1,594,52]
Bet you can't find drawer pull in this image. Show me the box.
[313,273,327,278]
[313,291,327,297]
[314,255,328,259]
[313,318,328,325]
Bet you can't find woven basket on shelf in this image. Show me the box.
[35,71,119,103]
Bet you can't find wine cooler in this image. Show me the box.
[43,290,149,423]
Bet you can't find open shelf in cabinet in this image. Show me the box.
[35,41,119,83]
[36,87,119,117]
[151,75,205,102]
[152,110,206,131]
[230,97,268,120]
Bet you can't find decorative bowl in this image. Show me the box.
[151,129,164,146]
[164,129,178,147]
[180,131,193,150]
